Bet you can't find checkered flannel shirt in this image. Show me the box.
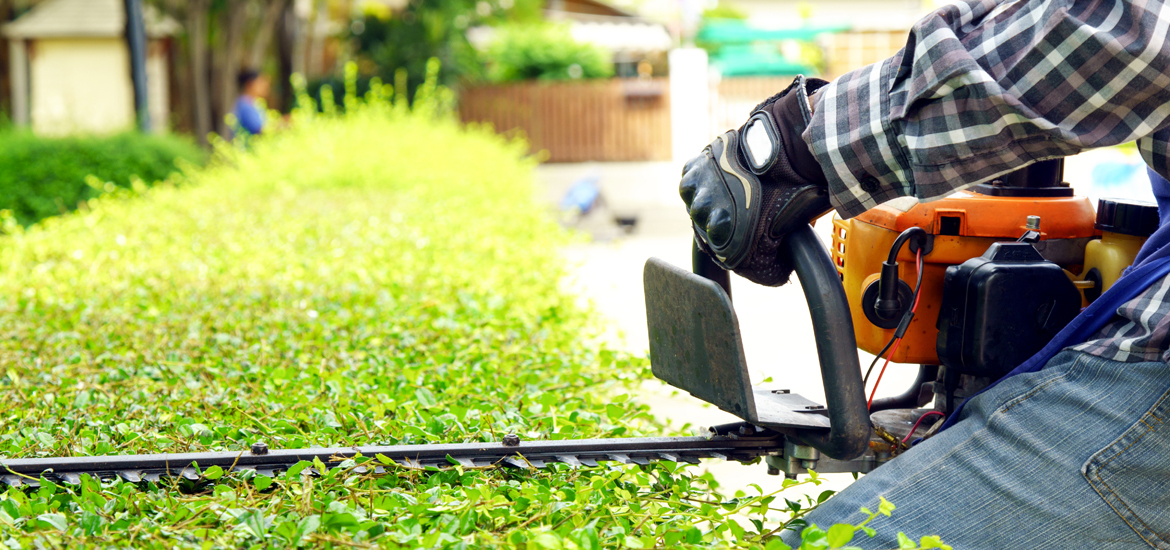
[803,0,1170,362]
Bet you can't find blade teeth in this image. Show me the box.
[709,453,728,461]
[578,457,599,467]
[454,458,475,468]
[59,473,81,485]
[503,457,530,469]
[555,455,581,468]
[631,456,651,466]
[256,469,275,478]
[118,471,142,482]
[527,459,547,469]
[658,453,679,462]
[143,472,161,482]
[606,453,631,464]
[181,468,200,481]
[374,466,385,474]
[2,475,23,487]
[681,456,701,464]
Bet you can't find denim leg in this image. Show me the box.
[781,350,1170,550]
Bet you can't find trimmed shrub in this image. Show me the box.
[0,131,204,226]
[0,66,934,549]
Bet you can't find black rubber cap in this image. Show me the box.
[1095,198,1159,237]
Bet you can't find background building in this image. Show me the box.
[3,0,177,135]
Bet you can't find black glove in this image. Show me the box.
[680,75,832,286]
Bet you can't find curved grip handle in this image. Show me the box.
[783,226,869,459]
[690,226,870,460]
[692,240,732,299]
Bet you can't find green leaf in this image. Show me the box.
[623,536,645,549]
[79,511,103,535]
[765,538,793,550]
[297,515,321,540]
[826,524,854,548]
[203,465,224,480]
[323,513,359,531]
[897,532,915,549]
[533,532,562,549]
[253,475,274,491]
[919,535,950,549]
[800,525,830,550]
[575,527,601,550]
[285,461,310,479]
[728,519,746,541]
[415,387,438,408]
[879,497,896,517]
[36,513,66,532]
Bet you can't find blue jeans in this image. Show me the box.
[783,350,1170,549]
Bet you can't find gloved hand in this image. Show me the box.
[680,76,832,286]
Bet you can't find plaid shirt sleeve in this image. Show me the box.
[805,0,1170,218]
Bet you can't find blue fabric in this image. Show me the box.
[784,350,1170,549]
[234,96,265,136]
[1134,168,1170,267]
[560,175,601,213]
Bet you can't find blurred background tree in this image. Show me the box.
[343,0,542,99]
[147,0,296,146]
[482,22,612,82]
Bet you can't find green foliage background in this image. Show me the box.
[347,0,543,97]
[0,131,204,226]
[483,23,614,83]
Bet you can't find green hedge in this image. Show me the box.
[0,131,204,226]
[0,74,932,549]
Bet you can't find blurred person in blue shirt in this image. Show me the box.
[234,70,269,138]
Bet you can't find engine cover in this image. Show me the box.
[936,242,1082,378]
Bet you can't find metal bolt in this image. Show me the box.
[991,179,1005,187]
[766,467,780,476]
[771,389,790,394]
[250,442,269,456]
[502,434,521,447]
[1026,215,1041,230]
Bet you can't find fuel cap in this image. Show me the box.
[1096,198,1159,237]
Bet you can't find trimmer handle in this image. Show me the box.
[689,227,870,459]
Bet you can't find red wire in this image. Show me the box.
[902,411,945,444]
[867,338,901,410]
[867,250,924,411]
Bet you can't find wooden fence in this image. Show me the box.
[458,78,671,163]
[709,76,793,139]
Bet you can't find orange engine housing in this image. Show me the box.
[831,191,1100,365]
